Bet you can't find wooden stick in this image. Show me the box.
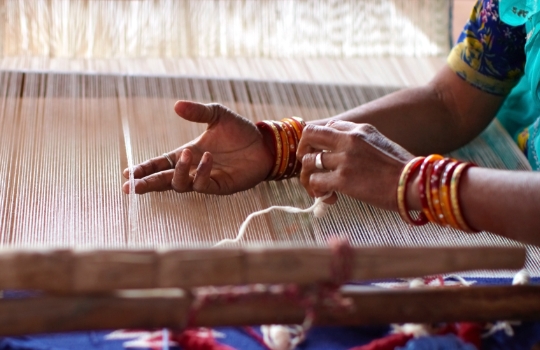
[0,246,525,292]
[1,285,540,336]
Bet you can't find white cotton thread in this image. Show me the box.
[444,275,476,287]
[408,278,426,288]
[483,321,521,338]
[214,193,333,247]
[512,269,530,285]
[261,325,306,350]
[483,270,529,339]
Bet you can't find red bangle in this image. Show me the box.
[418,155,443,224]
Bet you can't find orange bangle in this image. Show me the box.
[281,121,300,178]
[450,162,477,232]
[430,158,451,226]
[397,157,428,226]
[418,155,443,224]
[283,117,304,141]
[439,161,461,230]
[291,116,306,128]
[273,121,290,180]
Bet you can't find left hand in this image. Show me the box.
[297,120,414,211]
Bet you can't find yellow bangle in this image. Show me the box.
[450,162,477,232]
[439,161,462,230]
[397,157,428,226]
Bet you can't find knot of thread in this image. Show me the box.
[181,239,355,349]
[329,237,354,286]
[298,237,355,334]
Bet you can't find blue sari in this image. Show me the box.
[448,0,540,170]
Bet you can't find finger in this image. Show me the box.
[297,124,340,159]
[299,153,319,197]
[171,149,194,193]
[192,152,220,193]
[309,173,340,204]
[123,154,176,179]
[304,150,342,172]
[174,100,219,125]
[325,119,357,131]
[314,190,339,205]
[122,169,174,194]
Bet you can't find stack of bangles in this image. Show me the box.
[256,117,306,181]
[397,155,478,233]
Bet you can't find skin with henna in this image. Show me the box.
[123,66,540,246]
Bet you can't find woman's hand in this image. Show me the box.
[297,120,414,211]
[122,101,274,195]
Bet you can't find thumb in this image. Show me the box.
[174,100,218,125]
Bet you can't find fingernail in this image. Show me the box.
[200,152,210,164]
[180,150,189,163]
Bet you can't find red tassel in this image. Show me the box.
[172,329,233,350]
[349,333,413,350]
[457,322,483,349]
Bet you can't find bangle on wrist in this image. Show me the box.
[397,157,429,226]
[418,155,443,224]
[256,117,305,181]
[450,162,478,233]
[400,155,477,233]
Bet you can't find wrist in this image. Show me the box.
[256,117,305,181]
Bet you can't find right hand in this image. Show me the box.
[297,120,414,211]
[122,101,274,195]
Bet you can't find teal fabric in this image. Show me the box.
[497,0,540,170]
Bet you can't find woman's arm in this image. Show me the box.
[406,167,540,246]
[313,65,506,155]
[298,121,540,247]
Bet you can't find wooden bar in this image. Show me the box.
[0,289,191,336]
[0,246,526,292]
[1,285,540,336]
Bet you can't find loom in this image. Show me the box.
[0,0,539,336]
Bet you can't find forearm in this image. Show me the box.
[408,167,540,246]
[312,66,504,155]
[460,168,540,245]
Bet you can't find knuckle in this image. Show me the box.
[135,179,149,193]
[192,180,209,193]
[357,123,377,134]
[171,180,183,193]
[302,124,319,137]
[334,169,349,189]
[209,103,229,116]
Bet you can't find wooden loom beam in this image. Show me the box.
[2,285,540,336]
[0,246,525,292]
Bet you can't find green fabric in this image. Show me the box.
[497,1,540,170]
